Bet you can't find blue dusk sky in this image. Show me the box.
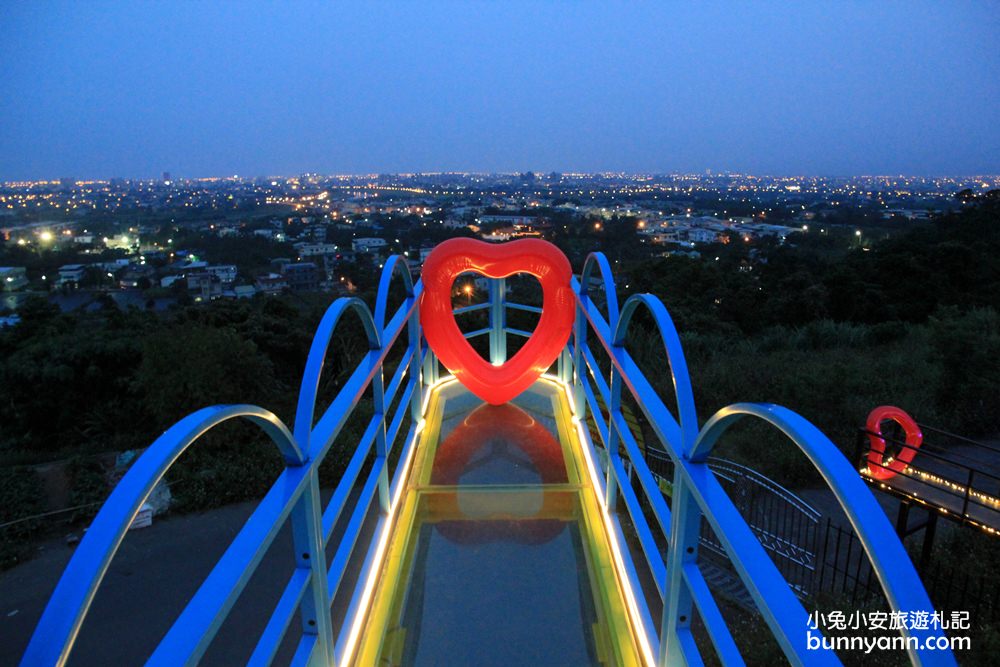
[1,1,998,179]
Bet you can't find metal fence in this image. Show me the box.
[647,443,1000,623]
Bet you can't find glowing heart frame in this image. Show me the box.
[419,238,574,405]
[865,405,923,481]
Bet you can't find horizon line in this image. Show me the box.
[3,170,999,186]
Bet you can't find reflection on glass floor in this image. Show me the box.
[355,379,642,666]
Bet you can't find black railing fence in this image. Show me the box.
[636,446,1000,623]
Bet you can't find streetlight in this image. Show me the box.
[463,283,473,304]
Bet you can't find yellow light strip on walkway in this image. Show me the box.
[540,373,657,667]
[338,375,458,667]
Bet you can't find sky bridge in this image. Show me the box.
[21,240,955,666]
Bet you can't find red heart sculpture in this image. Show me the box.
[420,238,574,405]
[865,405,923,481]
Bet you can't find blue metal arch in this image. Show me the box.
[692,403,954,666]
[580,251,620,328]
[612,293,698,450]
[373,254,415,334]
[293,297,381,452]
[21,405,301,667]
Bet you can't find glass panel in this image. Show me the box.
[393,508,600,667]
[431,382,568,487]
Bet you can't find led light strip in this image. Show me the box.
[861,465,1000,510]
[541,373,658,667]
[860,466,1000,535]
[338,375,458,667]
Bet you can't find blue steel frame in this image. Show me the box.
[569,252,955,667]
[22,252,955,666]
[22,256,426,667]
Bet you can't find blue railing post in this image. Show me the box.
[373,360,390,513]
[571,301,587,417]
[409,298,424,423]
[423,341,438,387]
[289,468,336,666]
[558,346,571,385]
[605,369,623,510]
[659,480,699,666]
[489,277,506,364]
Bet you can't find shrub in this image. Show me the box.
[0,466,45,569]
[66,456,110,521]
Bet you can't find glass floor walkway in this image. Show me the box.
[352,378,644,666]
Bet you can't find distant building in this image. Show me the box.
[352,237,387,253]
[0,266,28,291]
[118,264,155,289]
[255,273,288,295]
[295,243,339,258]
[645,225,717,245]
[304,225,327,241]
[883,209,932,221]
[186,272,223,301]
[104,234,136,250]
[100,259,131,272]
[478,214,537,226]
[253,228,287,242]
[282,262,319,292]
[472,276,512,294]
[687,228,719,244]
[206,265,237,285]
[738,223,799,241]
[58,264,87,286]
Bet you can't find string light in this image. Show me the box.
[860,465,1000,535]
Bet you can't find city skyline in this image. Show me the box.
[2,2,999,180]
[5,170,1000,185]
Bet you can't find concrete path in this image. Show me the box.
[0,501,303,666]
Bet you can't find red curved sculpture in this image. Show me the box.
[865,405,923,481]
[419,238,574,405]
[430,403,568,545]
